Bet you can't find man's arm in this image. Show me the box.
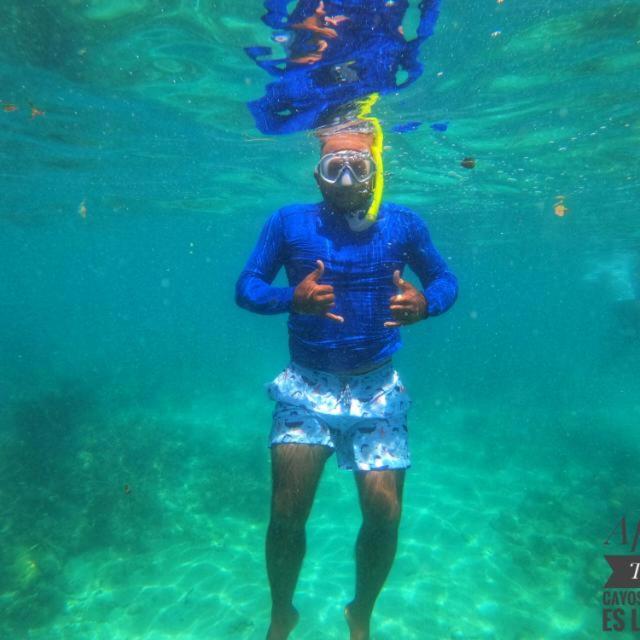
[407,213,458,317]
[235,210,295,314]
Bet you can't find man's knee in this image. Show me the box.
[362,495,402,529]
[358,470,404,528]
[269,444,328,529]
[270,488,312,530]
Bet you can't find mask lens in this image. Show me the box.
[322,155,346,182]
[349,156,371,181]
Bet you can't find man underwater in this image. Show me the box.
[236,124,458,640]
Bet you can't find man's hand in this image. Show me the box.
[293,260,344,323]
[384,270,427,327]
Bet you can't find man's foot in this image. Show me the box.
[344,602,370,640]
[266,605,299,640]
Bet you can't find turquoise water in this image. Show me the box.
[1,1,639,638]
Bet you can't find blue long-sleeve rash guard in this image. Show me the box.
[236,202,458,372]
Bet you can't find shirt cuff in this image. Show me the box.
[424,288,441,317]
[281,286,295,312]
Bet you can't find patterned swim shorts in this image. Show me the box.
[267,361,411,471]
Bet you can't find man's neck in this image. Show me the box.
[322,199,377,232]
[343,208,375,232]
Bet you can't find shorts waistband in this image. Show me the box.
[290,359,393,385]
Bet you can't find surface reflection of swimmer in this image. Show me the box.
[584,251,640,353]
[287,1,349,65]
[236,123,457,640]
[246,0,441,134]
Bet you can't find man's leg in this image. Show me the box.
[345,469,405,640]
[266,443,332,640]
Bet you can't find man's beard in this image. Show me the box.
[324,186,372,214]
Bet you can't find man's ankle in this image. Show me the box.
[346,600,371,622]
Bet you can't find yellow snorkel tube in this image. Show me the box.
[356,93,384,222]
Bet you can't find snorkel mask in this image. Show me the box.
[316,150,376,185]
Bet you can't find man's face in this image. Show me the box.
[315,146,376,213]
